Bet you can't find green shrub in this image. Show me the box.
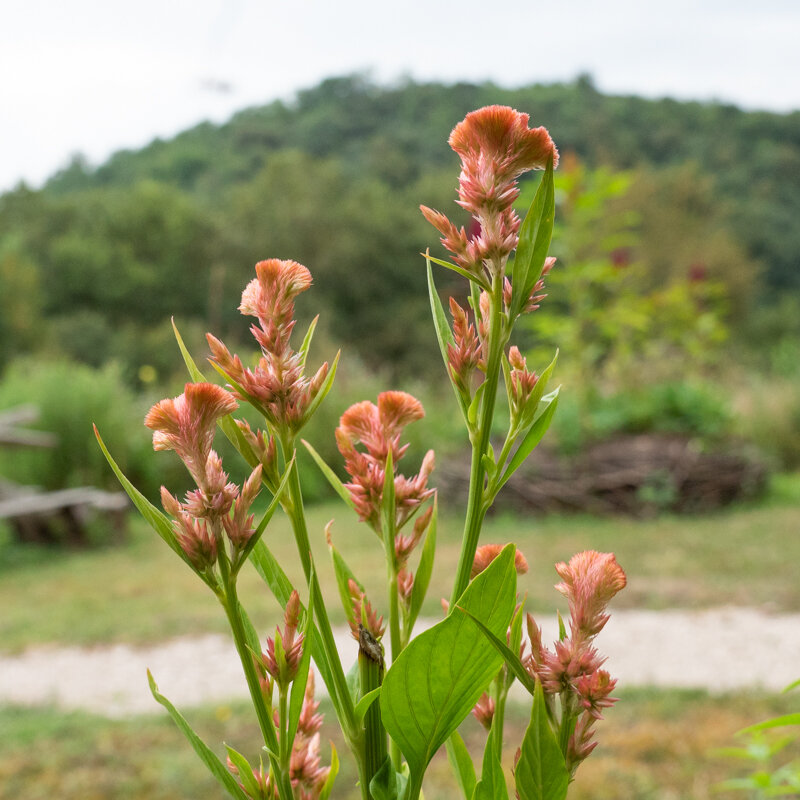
[0,358,185,500]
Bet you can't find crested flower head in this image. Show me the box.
[555,551,627,638]
[145,383,237,486]
[422,105,558,279]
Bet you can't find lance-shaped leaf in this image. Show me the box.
[496,389,560,491]
[380,545,518,783]
[171,319,259,468]
[148,671,250,800]
[300,350,341,427]
[473,727,509,800]
[510,157,555,321]
[287,583,316,748]
[298,314,319,370]
[406,497,437,639]
[517,350,558,432]
[740,713,800,734]
[95,426,202,575]
[232,455,295,575]
[327,529,365,629]
[319,744,339,800]
[426,256,470,422]
[425,252,490,290]
[456,607,536,696]
[446,731,477,800]
[354,687,382,726]
[514,680,569,800]
[302,439,357,511]
[225,746,262,799]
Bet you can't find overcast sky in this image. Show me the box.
[1,0,798,192]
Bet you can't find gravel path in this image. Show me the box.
[1,607,798,718]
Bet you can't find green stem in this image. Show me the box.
[281,443,359,738]
[406,770,424,800]
[220,578,294,800]
[278,683,289,773]
[359,629,387,796]
[449,271,506,606]
[491,677,507,764]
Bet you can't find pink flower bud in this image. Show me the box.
[471,543,529,579]
[471,691,495,730]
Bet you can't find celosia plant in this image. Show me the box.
[97,105,627,800]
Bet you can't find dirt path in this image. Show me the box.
[1,607,798,718]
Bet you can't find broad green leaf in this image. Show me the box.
[426,256,469,421]
[380,545,518,782]
[287,584,316,748]
[302,439,357,511]
[319,744,339,800]
[446,731,477,800]
[457,607,536,695]
[519,351,558,430]
[497,390,560,490]
[515,681,569,800]
[473,727,509,800]
[354,687,382,725]
[95,427,196,572]
[148,671,249,800]
[298,314,319,370]
[407,498,437,637]
[300,350,340,427]
[224,746,262,798]
[511,158,555,320]
[425,252,490,290]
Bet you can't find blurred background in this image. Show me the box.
[1,1,799,798]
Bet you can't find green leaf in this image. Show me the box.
[327,531,365,628]
[557,611,567,643]
[406,498,437,637]
[740,713,800,734]
[298,314,319,370]
[249,540,296,608]
[497,389,560,490]
[425,252,490,290]
[467,381,486,428]
[148,671,250,800]
[94,427,197,573]
[473,727,509,800]
[300,350,340,427]
[514,680,569,800]
[380,545,518,783]
[369,756,408,800]
[319,743,339,800]
[287,582,316,748]
[511,158,555,320]
[456,607,537,696]
[302,439,357,512]
[171,320,260,469]
[354,687,382,725]
[381,449,396,557]
[783,677,800,693]
[224,746,262,799]
[426,256,469,422]
[446,731,477,800]
[520,350,558,429]
[233,455,295,575]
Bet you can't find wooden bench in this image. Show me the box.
[0,486,129,546]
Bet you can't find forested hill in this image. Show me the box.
[1,74,798,379]
[45,74,800,291]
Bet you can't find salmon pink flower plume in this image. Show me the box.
[145,382,237,485]
[555,551,627,637]
[422,105,558,279]
[207,259,329,433]
[336,391,434,531]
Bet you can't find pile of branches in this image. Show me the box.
[439,434,767,516]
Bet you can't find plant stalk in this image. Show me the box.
[449,270,507,606]
[359,626,387,797]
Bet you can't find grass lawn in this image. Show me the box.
[1,487,799,652]
[0,689,796,799]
